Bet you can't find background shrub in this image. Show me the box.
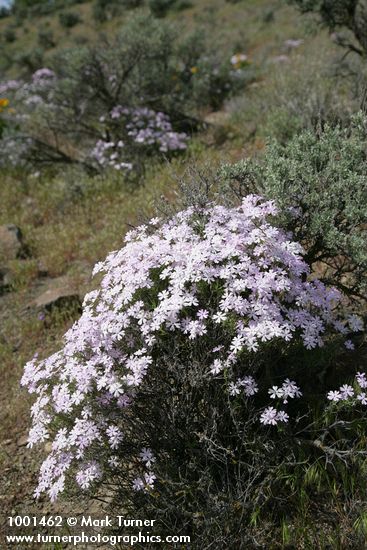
[3,26,16,43]
[15,46,44,73]
[0,7,10,19]
[93,0,143,22]
[38,30,56,49]
[2,15,252,174]
[59,11,82,28]
[173,0,193,11]
[92,0,108,22]
[148,0,177,17]
[11,0,87,18]
[121,0,145,7]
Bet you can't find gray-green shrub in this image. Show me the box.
[220,113,367,299]
[38,30,56,49]
[93,0,143,22]
[148,0,176,17]
[59,11,82,28]
[3,26,16,43]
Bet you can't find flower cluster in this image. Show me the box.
[132,448,156,492]
[21,68,56,108]
[230,53,249,70]
[258,379,302,426]
[0,80,22,95]
[228,376,258,397]
[91,107,188,170]
[260,407,289,425]
[91,139,132,171]
[0,68,56,148]
[22,195,359,501]
[125,108,188,153]
[327,372,367,404]
[284,39,304,49]
[0,68,55,103]
[0,136,33,167]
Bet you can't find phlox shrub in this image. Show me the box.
[91,107,188,173]
[22,193,363,513]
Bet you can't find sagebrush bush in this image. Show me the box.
[38,29,56,49]
[93,0,143,23]
[92,0,108,22]
[148,0,176,17]
[12,0,86,18]
[221,113,367,299]
[58,11,82,28]
[14,46,44,73]
[0,7,9,18]
[122,0,145,7]
[3,26,16,43]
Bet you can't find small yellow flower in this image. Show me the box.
[0,98,9,114]
[190,66,199,74]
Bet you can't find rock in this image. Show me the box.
[17,435,29,448]
[36,259,49,278]
[204,110,231,126]
[34,287,81,312]
[30,276,82,312]
[0,224,24,261]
